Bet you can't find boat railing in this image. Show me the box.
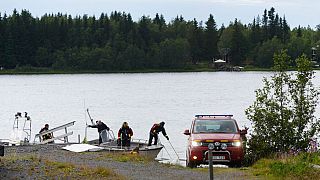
[108,130,116,140]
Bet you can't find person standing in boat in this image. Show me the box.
[88,120,110,145]
[39,124,54,143]
[117,122,133,147]
[148,121,169,146]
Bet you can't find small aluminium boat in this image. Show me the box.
[87,136,164,159]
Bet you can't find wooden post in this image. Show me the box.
[0,145,4,156]
[208,143,214,180]
[64,127,68,143]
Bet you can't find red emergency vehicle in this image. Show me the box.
[184,115,247,168]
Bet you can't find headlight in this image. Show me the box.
[221,143,227,150]
[232,141,241,147]
[192,140,202,146]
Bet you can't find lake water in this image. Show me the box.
[1,72,319,161]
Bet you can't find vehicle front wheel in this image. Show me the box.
[186,160,196,168]
[186,156,196,168]
[229,161,242,168]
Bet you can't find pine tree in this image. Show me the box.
[268,7,276,39]
[297,25,302,37]
[250,17,261,46]
[229,19,247,65]
[189,18,202,64]
[262,9,269,41]
[282,16,290,43]
[204,14,219,61]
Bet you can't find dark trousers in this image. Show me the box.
[148,132,158,146]
[118,138,131,147]
[98,136,102,145]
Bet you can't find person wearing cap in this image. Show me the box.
[39,124,53,143]
[117,122,133,147]
[88,120,110,145]
[148,121,169,146]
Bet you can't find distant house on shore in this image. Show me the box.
[211,59,243,71]
[212,59,227,70]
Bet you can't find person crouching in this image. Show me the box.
[148,121,169,146]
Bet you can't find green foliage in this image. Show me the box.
[229,19,248,65]
[246,50,320,162]
[255,38,285,67]
[157,38,190,68]
[252,153,320,179]
[0,8,318,71]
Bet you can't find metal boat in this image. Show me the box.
[87,137,163,159]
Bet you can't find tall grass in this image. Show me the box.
[252,152,320,179]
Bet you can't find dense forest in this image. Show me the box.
[0,7,319,71]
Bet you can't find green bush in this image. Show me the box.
[246,50,320,163]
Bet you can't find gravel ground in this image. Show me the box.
[1,144,251,179]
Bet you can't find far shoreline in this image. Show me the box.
[0,67,288,75]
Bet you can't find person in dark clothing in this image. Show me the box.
[117,122,133,147]
[148,121,169,146]
[39,124,53,143]
[88,120,110,144]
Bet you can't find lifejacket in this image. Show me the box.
[118,127,133,140]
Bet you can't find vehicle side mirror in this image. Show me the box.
[183,129,191,135]
[240,128,248,135]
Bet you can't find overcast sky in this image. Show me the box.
[1,0,319,29]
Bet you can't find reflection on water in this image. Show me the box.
[1,72,319,160]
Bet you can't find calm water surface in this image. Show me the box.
[1,72,319,160]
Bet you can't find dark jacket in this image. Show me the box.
[150,123,167,136]
[39,127,53,140]
[89,122,110,133]
[118,127,133,140]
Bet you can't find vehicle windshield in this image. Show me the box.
[193,119,237,133]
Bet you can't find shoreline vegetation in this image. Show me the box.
[0,63,312,75]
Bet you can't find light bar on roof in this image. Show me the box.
[195,115,234,119]
[195,115,233,118]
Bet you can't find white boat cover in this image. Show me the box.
[214,59,226,63]
[62,144,104,152]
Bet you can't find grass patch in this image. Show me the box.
[78,166,123,179]
[185,153,320,179]
[161,162,185,169]
[43,159,124,179]
[251,152,320,179]
[193,166,248,174]
[97,152,153,163]
[44,160,76,174]
[1,153,124,179]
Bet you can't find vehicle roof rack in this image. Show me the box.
[195,115,233,119]
[195,115,233,117]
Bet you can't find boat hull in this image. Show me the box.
[88,139,163,159]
